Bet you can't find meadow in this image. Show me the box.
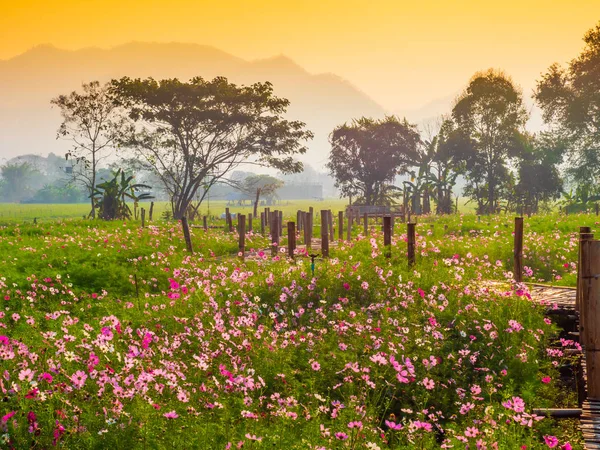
[0,206,595,449]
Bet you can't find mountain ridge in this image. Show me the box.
[0,42,391,168]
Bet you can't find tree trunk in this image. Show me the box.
[253,189,260,217]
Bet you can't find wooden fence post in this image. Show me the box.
[271,213,279,256]
[248,213,253,232]
[181,217,193,254]
[514,217,524,283]
[288,222,296,258]
[297,210,302,231]
[578,227,593,314]
[580,239,600,424]
[347,213,352,241]
[321,210,329,257]
[363,213,368,237]
[279,210,283,236]
[328,210,334,241]
[383,216,392,258]
[305,213,312,251]
[149,201,154,221]
[238,214,246,259]
[141,208,145,228]
[260,212,265,235]
[338,211,344,240]
[407,222,416,267]
[203,215,208,231]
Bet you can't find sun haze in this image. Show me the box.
[1,0,599,111]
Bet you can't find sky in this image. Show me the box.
[1,0,599,110]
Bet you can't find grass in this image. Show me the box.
[0,209,591,449]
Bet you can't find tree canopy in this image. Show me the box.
[51,81,123,218]
[535,21,600,187]
[327,116,420,206]
[450,69,528,214]
[110,76,313,219]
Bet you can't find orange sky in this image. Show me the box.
[1,0,599,110]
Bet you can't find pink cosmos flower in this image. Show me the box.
[541,376,551,384]
[1,411,16,423]
[385,420,403,430]
[163,411,178,419]
[335,432,348,440]
[311,361,321,371]
[544,435,558,448]
[70,370,87,389]
[348,421,363,429]
[422,377,435,390]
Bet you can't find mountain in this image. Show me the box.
[0,43,387,169]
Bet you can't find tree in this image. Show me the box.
[534,21,600,188]
[515,133,563,213]
[236,174,284,216]
[0,162,39,202]
[428,119,464,214]
[327,116,420,206]
[51,81,123,218]
[91,169,153,220]
[110,76,312,220]
[451,70,528,214]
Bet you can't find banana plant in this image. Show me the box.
[91,169,153,220]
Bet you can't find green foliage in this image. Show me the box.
[327,116,420,206]
[92,169,153,220]
[450,69,528,214]
[110,76,313,220]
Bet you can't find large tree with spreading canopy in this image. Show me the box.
[111,76,312,219]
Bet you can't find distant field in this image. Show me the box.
[0,198,477,223]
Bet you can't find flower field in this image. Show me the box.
[0,212,595,449]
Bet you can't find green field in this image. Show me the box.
[0,210,588,448]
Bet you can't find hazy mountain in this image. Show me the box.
[0,43,387,168]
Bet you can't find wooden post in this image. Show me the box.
[363,213,368,236]
[203,215,208,231]
[181,217,193,254]
[596,204,599,216]
[149,201,154,221]
[305,213,312,251]
[321,210,329,257]
[346,214,352,241]
[238,214,246,258]
[578,227,593,314]
[141,208,146,228]
[287,222,296,258]
[260,212,265,235]
[338,211,344,240]
[279,210,283,236]
[514,217,524,283]
[297,210,302,231]
[328,210,334,241]
[271,213,279,256]
[383,216,392,258]
[248,213,253,232]
[407,222,416,267]
[581,239,600,400]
